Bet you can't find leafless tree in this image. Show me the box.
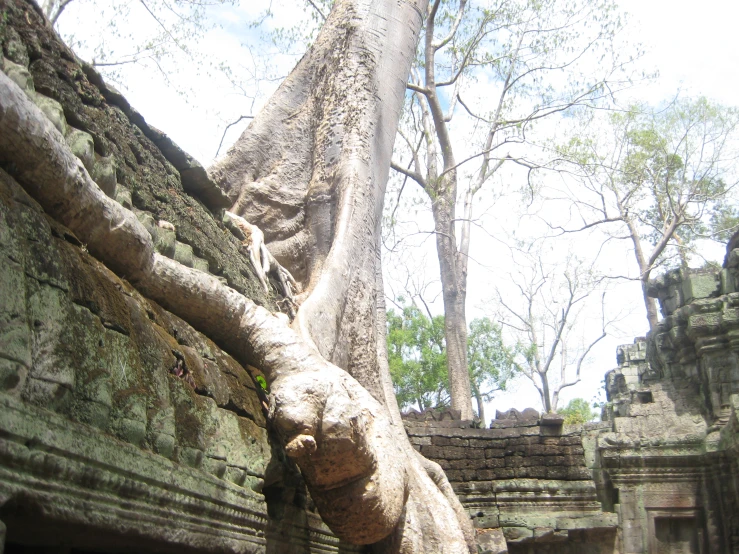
[387,0,634,419]
[496,244,610,413]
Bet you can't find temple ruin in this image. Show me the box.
[406,260,739,553]
[1,1,738,552]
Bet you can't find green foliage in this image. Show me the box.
[618,98,739,257]
[387,303,449,412]
[558,397,598,424]
[387,300,517,412]
[255,375,269,393]
[562,97,739,271]
[467,317,517,403]
[709,203,739,243]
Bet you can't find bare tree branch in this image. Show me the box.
[215,115,254,157]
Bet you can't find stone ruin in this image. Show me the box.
[0,2,356,551]
[405,407,617,553]
[405,260,739,553]
[1,1,739,552]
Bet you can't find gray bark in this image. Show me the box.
[472,382,485,426]
[623,210,660,331]
[390,0,476,421]
[211,0,417,403]
[541,373,552,413]
[0,0,475,550]
[432,187,474,421]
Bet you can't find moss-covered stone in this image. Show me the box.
[1,0,276,307]
[115,184,133,209]
[154,226,176,257]
[1,26,30,66]
[32,92,68,135]
[2,56,33,91]
[65,127,95,171]
[193,256,210,273]
[91,154,117,197]
[0,166,273,485]
[174,241,194,267]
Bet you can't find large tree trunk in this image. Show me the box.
[0,0,476,551]
[640,276,660,332]
[624,216,659,331]
[541,373,553,413]
[416,5,475,421]
[210,0,414,403]
[432,192,474,421]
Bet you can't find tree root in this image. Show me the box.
[0,67,472,553]
[224,210,301,317]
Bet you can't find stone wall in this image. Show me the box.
[406,240,739,553]
[405,411,619,553]
[596,251,739,554]
[0,2,357,551]
[3,2,739,553]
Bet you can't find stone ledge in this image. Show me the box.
[0,393,346,553]
[80,63,231,213]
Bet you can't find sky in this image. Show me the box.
[57,0,739,419]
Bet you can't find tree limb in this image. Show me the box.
[215,114,254,157]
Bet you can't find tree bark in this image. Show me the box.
[421,1,475,421]
[0,0,476,550]
[540,372,552,413]
[472,382,485,426]
[432,191,474,421]
[640,277,660,331]
[210,0,420,404]
[388,1,475,422]
[623,214,660,331]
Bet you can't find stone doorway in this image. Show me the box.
[647,510,704,554]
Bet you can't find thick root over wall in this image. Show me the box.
[0,68,474,553]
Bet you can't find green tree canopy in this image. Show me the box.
[467,317,518,424]
[387,304,449,412]
[387,300,517,423]
[558,398,598,424]
[553,97,739,330]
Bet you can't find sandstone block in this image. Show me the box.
[4,57,34,92]
[174,241,194,267]
[66,128,95,172]
[92,155,117,198]
[33,93,68,135]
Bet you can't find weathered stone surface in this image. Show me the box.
[4,1,739,552]
[0,163,356,550]
[146,124,232,212]
[406,416,609,551]
[65,127,95,171]
[478,528,508,553]
[90,153,117,197]
[0,0,277,310]
[2,56,33,91]
[494,407,540,424]
[0,4,358,550]
[541,413,565,426]
[594,259,739,554]
[32,92,67,135]
[405,262,739,553]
